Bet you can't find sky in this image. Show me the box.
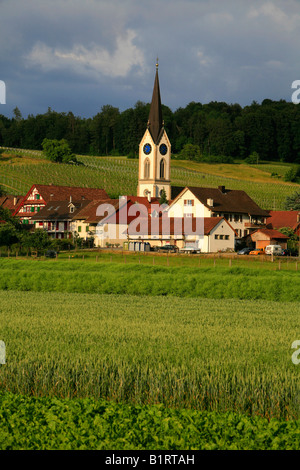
[1,0,300,119]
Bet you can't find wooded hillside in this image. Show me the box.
[1,99,300,162]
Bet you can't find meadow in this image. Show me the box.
[1,256,300,301]
[1,147,299,210]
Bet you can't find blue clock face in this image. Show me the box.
[160,144,167,155]
[143,143,152,155]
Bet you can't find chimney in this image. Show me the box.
[13,197,17,206]
[70,195,72,203]
[207,198,214,207]
[218,185,225,193]
[147,192,151,203]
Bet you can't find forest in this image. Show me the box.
[1,98,300,162]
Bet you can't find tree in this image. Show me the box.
[245,151,260,164]
[179,143,201,161]
[42,138,77,164]
[284,166,300,183]
[0,207,22,247]
[159,188,168,205]
[284,190,300,210]
[22,229,50,253]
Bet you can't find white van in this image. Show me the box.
[265,245,282,255]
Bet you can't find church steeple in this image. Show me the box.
[147,59,163,144]
[137,60,171,201]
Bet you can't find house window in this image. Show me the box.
[30,207,35,212]
[214,234,219,239]
[144,159,150,179]
[86,225,89,232]
[78,226,81,233]
[225,235,229,240]
[184,200,194,206]
[35,194,40,200]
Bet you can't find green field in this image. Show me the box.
[0,255,300,449]
[1,147,299,209]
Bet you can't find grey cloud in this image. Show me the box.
[1,0,300,118]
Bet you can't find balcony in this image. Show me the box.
[244,221,266,229]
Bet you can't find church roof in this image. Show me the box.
[147,64,163,144]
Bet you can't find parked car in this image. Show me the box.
[180,246,201,254]
[265,244,282,256]
[249,248,264,255]
[281,249,298,257]
[45,250,57,258]
[155,245,179,253]
[237,247,252,255]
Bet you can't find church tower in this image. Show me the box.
[137,61,171,201]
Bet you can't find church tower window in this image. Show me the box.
[160,159,165,179]
[144,158,150,179]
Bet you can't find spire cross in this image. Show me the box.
[156,57,159,69]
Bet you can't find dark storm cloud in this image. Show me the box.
[1,0,300,118]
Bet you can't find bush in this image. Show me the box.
[42,138,77,164]
[284,166,300,182]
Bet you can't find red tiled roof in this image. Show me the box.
[34,184,109,202]
[30,199,92,221]
[266,210,300,231]
[251,228,289,240]
[13,184,109,216]
[0,195,24,213]
[75,199,120,223]
[103,197,159,225]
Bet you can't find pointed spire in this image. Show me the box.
[148,60,163,144]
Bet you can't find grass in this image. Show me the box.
[0,256,300,301]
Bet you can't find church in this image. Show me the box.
[137,60,171,201]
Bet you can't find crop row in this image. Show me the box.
[1,392,299,450]
[1,258,300,301]
[0,289,299,421]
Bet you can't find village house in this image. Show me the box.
[249,228,289,250]
[31,197,119,242]
[95,196,159,247]
[13,184,109,225]
[125,215,237,252]
[167,185,269,240]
